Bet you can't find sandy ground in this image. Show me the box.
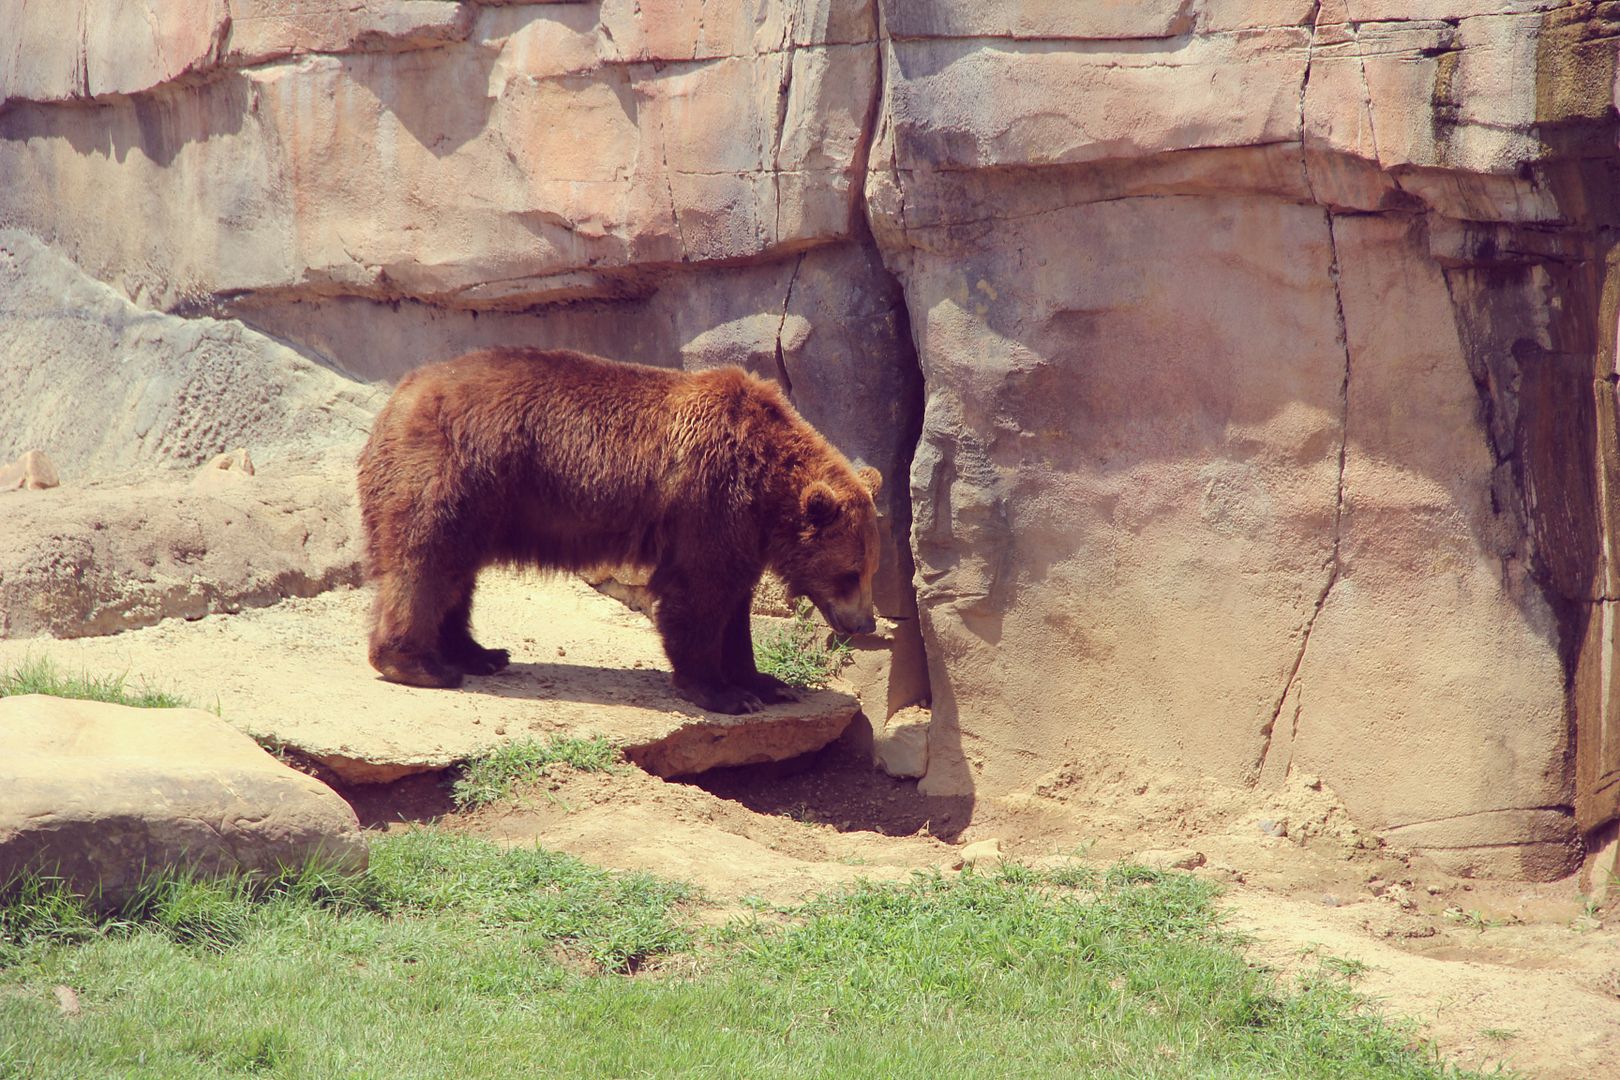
[7,583,1619,1078]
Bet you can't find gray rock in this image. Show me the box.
[0,458,364,639]
[1134,848,1208,872]
[873,705,930,779]
[0,229,380,480]
[0,695,366,905]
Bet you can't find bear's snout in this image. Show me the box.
[824,605,876,637]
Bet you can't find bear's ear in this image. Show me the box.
[856,466,882,499]
[801,481,842,528]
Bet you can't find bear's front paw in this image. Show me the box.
[680,682,765,715]
[750,674,800,704]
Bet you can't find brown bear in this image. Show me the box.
[356,347,882,714]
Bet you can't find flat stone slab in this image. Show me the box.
[1,695,366,904]
[0,573,857,783]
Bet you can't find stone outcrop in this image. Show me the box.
[863,0,1616,881]
[3,0,1617,879]
[0,574,860,785]
[0,458,364,639]
[0,694,366,904]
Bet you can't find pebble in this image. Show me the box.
[1134,848,1207,871]
[948,838,1004,871]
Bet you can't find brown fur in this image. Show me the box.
[356,347,881,714]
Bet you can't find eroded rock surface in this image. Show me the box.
[0,694,366,904]
[0,229,381,479]
[0,458,363,639]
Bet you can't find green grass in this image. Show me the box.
[0,655,189,709]
[754,598,854,690]
[0,840,1505,1080]
[451,735,621,810]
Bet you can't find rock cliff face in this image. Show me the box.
[3,0,1616,879]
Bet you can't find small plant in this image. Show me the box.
[253,733,294,764]
[785,801,825,826]
[0,874,101,965]
[451,734,620,809]
[1318,954,1370,980]
[1443,907,1497,932]
[0,655,189,708]
[753,598,853,690]
[1481,1028,1519,1043]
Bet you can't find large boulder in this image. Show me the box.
[0,695,366,904]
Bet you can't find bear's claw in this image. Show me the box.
[750,675,800,704]
[680,683,766,714]
[456,646,511,676]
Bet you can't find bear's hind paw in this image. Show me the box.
[374,655,465,690]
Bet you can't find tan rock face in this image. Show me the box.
[0,1,877,310]
[868,0,1617,880]
[0,695,365,904]
[3,0,1617,878]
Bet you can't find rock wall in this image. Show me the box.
[4,0,1617,879]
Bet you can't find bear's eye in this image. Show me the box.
[834,572,861,595]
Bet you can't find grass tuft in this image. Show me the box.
[753,598,853,690]
[0,655,189,709]
[368,830,692,971]
[451,735,621,810]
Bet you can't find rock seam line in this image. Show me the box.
[1256,8,1349,783]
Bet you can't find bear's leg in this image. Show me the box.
[369,568,465,689]
[653,574,763,715]
[438,579,511,676]
[721,596,798,704]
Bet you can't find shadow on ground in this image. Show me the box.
[681,729,974,842]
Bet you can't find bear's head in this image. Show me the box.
[780,465,883,636]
